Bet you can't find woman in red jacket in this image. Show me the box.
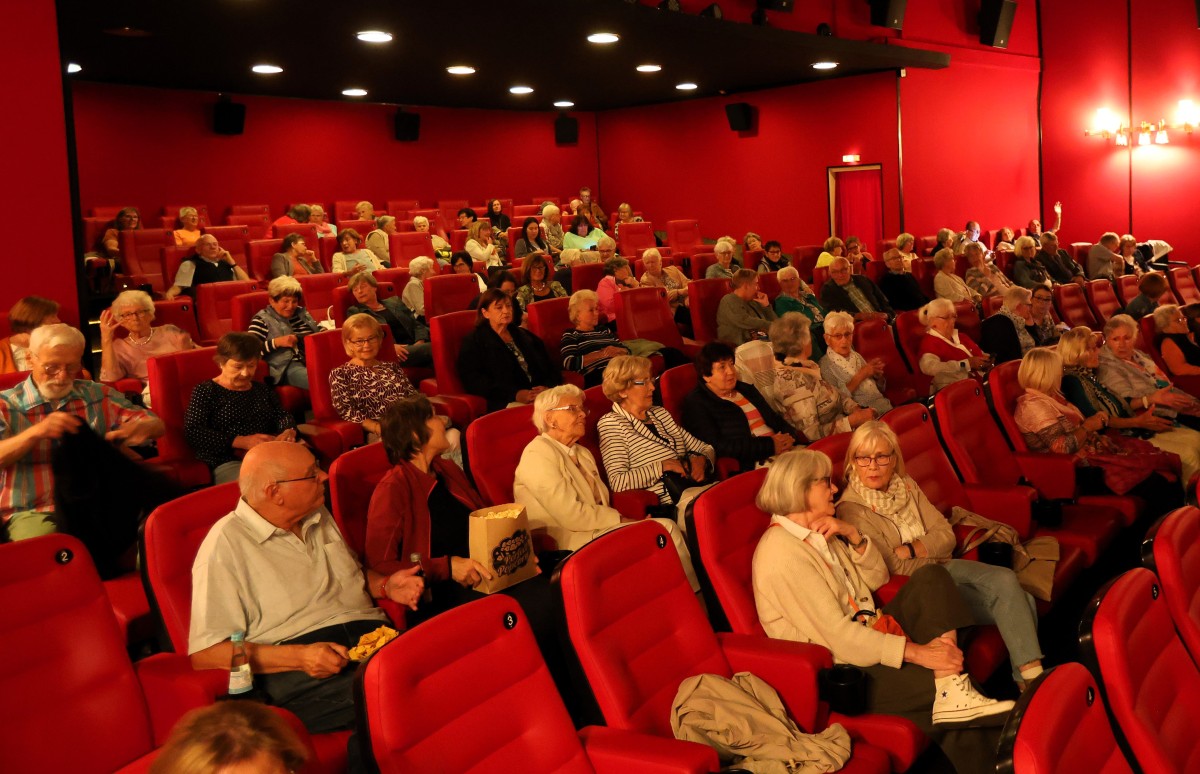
[917,298,991,395]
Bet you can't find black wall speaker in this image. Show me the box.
[213,99,245,135]
[867,0,906,29]
[757,0,793,11]
[555,115,579,145]
[1196,0,1200,28]
[394,111,420,142]
[724,102,755,132]
[979,0,1017,48]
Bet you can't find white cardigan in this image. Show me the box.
[513,434,622,551]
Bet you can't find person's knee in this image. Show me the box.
[6,511,61,542]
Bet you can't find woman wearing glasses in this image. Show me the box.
[917,298,990,395]
[818,311,892,415]
[345,272,432,368]
[329,314,418,439]
[98,289,194,407]
[836,422,1045,691]
[458,289,561,413]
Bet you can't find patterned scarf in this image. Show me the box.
[1063,365,1127,418]
[846,468,926,543]
[997,307,1036,353]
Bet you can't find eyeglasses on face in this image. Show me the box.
[826,332,853,340]
[349,336,380,347]
[40,363,82,377]
[854,453,893,467]
[117,309,151,320]
[275,471,320,485]
[547,404,589,415]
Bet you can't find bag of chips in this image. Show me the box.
[468,503,539,594]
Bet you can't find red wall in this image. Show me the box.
[72,83,601,221]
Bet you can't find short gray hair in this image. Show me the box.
[755,449,831,515]
[412,215,429,229]
[932,249,956,270]
[641,248,662,263]
[112,289,155,317]
[918,297,956,327]
[824,310,854,335]
[408,256,436,279]
[1001,285,1032,311]
[541,204,560,219]
[597,235,616,250]
[1103,313,1138,338]
[531,384,585,433]
[30,323,85,354]
[777,265,800,281]
[713,241,734,256]
[568,289,598,323]
[768,312,812,358]
[1153,304,1181,333]
[267,275,302,299]
[375,215,396,231]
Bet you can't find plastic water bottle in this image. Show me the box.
[228,631,253,695]
[410,552,433,605]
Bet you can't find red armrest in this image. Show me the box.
[1173,375,1200,398]
[1012,452,1078,501]
[874,575,908,605]
[717,632,828,733]
[297,423,344,467]
[952,525,982,560]
[134,656,227,746]
[612,489,659,520]
[828,711,927,773]
[963,484,1036,538]
[579,726,717,774]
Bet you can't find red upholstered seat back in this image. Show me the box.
[424,273,481,319]
[119,228,172,291]
[688,278,730,344]
[1169,266,1200,305]
[614,287,684,350]
[918,236,937,257]
[910,258,936,299]
[571,262,607,292]
[982,294,1003,318]
[998,663,1133,774]
[742,249,764,272]
[807,431,852,485]
[195,279,260,343]
[1137,315,1173,374]
[1085,279,1123,325]
[450,229,470,253]
[953,300,982,344]
[339,219,376,237]
[1053,283,1098,329]
[228,204,269,217]
[1115,274,1139,306]
[465,404,537,506]
[0,534,155,771]
[230,291,270,333]
[1082,568,1200,772]
[689,252,717,281]
[247,238,284,280]
[226,213,270,240]
[933,380,1022,487]
[275,222,318,247]
[334,201,364,223]
[1069,242,1092,264]
[757,271,780,302]
[666,219,702,255]
[894,311,933,395]
[558,521,730,735]
[793,246,821,281]
[330,281,396,326]
[514,204,541,218]
[1146,507,1200,667]
[851,319,917,407]
[881,404,970,516]
[988,360,1029,451]
[428,310,478,397]
[141,483,241,653]
[691,468,770,635]
[525,296,572,366]
[659,364,696,421]
[328,443,392,556]
[618,221,655,258]
[387,199,420,217]
[296,272,347,321]
[409,209,447,237]
[151,297,200,342]
[390,232,433,268]
[361,594,593,774]
[811,266,830,296]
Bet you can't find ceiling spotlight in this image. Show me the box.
[66,63,82,74]
[811,61,838,70]
[446,65,476,75]
[636,64,662,73]
[554,100,575,108]
[252,64,283,74]
[356,30,392,43]
[658,0,681,10]
[699,3,724,19]
[510,85,534,94]
[676,82,698,91]
[587,32,620,44]
[342,88,368,97]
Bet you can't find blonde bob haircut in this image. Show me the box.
[267,275,302,300]
[823,236,844,253]
[1017,347,1063,394]
[532,384,585,433]
[567,289,599,323]
[1057,326,1097,368]
[755,449,832,515]
[341,312,382,343]
[843,420,906,485]
[148,701,307,774]
[1014,235,1038,254]
[932,249,956,270]
[468,219,492,242]
[601,355,652,402]
[895,233,915,251]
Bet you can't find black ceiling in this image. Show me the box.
[56,0,949,112]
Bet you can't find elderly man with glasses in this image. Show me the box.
[819,257,894,323]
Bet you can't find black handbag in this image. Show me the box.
[661,456,714,504]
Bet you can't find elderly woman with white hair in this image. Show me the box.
[247,276,321,389]
[540,204,565,255]
[1099,313,1200,429]
[402,257,437,320]
[560,290,628,387]
[1153,303,1200,376]
[98,289,194,406]
[330,229,384,277]
[639,248,691,326]
[172,206,202,249]
[773,265,827,340]
[819,311,892,415]
[753,449,1015,774]
[706,240,738,280]
[413,214,452,262]
[933,249,980,306]
[918,298,990,395]
[514,384,700,588]
[309,204,336,238]
[979,285,1036,365]
[882,232,918,272]
[963,241,1012,298]
[365,215,398,267]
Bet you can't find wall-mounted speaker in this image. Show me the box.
[555,115,579,145]
[213,99,245,135]
[724,102,755,132]
[757,0,793,11]
[979,0,1017,48]
[394,111,420,142]
[866,0,906,29]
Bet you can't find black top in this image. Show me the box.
[427,473,473,559]
[680,380,798,471]
[818,275,894,319]
[180,256,238,298]
[1035,248,1084,284]
[878,272,929,312]
[347,297,427,345]
[457,324,561,413]
[489,213,512,232]
[980,314,1035,364]
[184,380,295,467]
[1164,333,1200,367]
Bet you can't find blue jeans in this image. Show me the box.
[945,558,1042,682]
[278,361,310,390]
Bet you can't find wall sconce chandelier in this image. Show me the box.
[1087,100,1200,146]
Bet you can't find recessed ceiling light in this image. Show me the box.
[356,30,392,43]
[587,32,620,44]
[66,63,82,74]
[103,26,151,37]
[252,64,283,74]
[636,64,662,73]
[446,65,476,75]
[342,88,368,97]
[510,85,534,94]
[811,61,838,70]
[554,100,575,108]
[676,82,698,91]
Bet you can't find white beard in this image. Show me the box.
[37,381,73,402]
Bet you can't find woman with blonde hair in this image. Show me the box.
[0,296,60,374]
[917,298,989,394]
[815,236,845,269]
[149,701,307,774]
[932,249,980,306]
[465,219,501,267]
[639,248,691,328]
[172,206,202,249]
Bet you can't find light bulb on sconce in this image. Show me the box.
[1177,99,1199,133]
[1115,133,1129,147]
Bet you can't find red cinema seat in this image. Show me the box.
[195,279,260,344]
[1142,506,1200,665]
[666,219,702,257]
[659,363,696,421]
[1052,283,1098,329]
[145,347,221,489]
[952,301,982,345]
[247,238,284,281]
[159,244,191,290]
[742,249,764,272]
[525,296,573,367]
[688,278,731,344]
[572,262,607,293]
[373,267,412,287]
[909,259,936,299]
[877,239,897,258]
[304,329,367,452]
[421,310,488,419]
[1079,568,1200,773]
[358,594,714,774]
[230,290,269,333]
[617,221,655,258]
[91,205,125,219]
[933,381,1122,562]
[981,294,1003,318]
[1085,279,1123,325]
[409,209,447,237]
[119,229,172,293]
[226,213,270,240]
[918,236,938,257]
[1115,275,1139,306]
[865,260,888,285]
[334,201,371,223]
[330,281,396,326]
[449,229,470,253]
[465,403,536,507]
[1070,242,1093,265]
[811,266,830,296]
[757,270,781,302]
[438,199,469,221]
[162,204,211,229]
[275,222,318,248]
[296,272,347,322]
[386,199,419,216]
[424,273,481,320]
[793,246,822,281]
[613,287,698,358]
[849,319,919,407]
[328,442,391,557]
[557,520,918,774]
[389,232,433,268]
[227,204,270,218]
[150,297,200,343]
[505,226,524,255]
[339,218,377,238]
[995,663,1133,774]
[513,204,541,219]
[688,252,717,281]
[893,311,933,395]
[198,224,251,272]
[1169,266,1200,305]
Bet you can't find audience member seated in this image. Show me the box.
[706,239,739,280]
[1125,234,1174,272]
[1099,314,1200,429]
[933,227,955,256]
[773,266,826,349]
[613,202,638,241]
[401,257,437,320]
[87,206,138,291]
[512,216,549,261]
[98,290,195,405]
[595,235,618,263]
[963,242,1013,299]
[469,270,526,327]
[516,253,567,311]
[1117,234,1150,275]
[596,256,640,325]
[1060,325,1200,487]
[271,203,310,238]
[980,286,1037,365]
[346,272,432,368]
[458,289,560,412]
[879,250,929,312]
[815,237,845,270]
[1027,201,1063,241]
[271,233,323,279]
[485,198,511,234]
[413,215,451,263]
[310,204,336,239]
[185,333,297,484]
[248,276,320,390]
[1029,285,1065,347]
[918,298,989,395]
[149,701,308,774]
[766,313,875,440]
[355,201,375,221]
[821,257,893,322]
[1087,233,1124,281]
[540,204,565,256]
[819,311,893,415]
[753,449,1015,774]
[757,240,789,273]
[465,219,501,267]
[743,231,763,256]
[845,235,873,267]
[165,234,249,299]
[173,206,203,249]
[331,229,384,278]
[934,249,981,306]
[563,215,606,252]
[1013,236,1052,289]
[365,216,397,267]
[882,232,918,271]
[577,186,608,232]
[1124,272,1167,320]
[329,315,418,438]
[514,385,698,588]
[681,341,797,471]
[186,440,421,750]
[1016,347,1181,514]
[597,355,715,514]
[455,207,477,231]
[0,296,60,374]
[640,248,692,331]
[449,251,488,293]
[993,227,1016,252]
[1157,304,1200,377]
[717,269,777,345]
[952,221,981,255]
[561,290,629,388]
[1036,231,1086,286]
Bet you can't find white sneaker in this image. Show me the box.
[931,674,1015,729]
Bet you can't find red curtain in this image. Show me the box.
[834,168,883,257]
